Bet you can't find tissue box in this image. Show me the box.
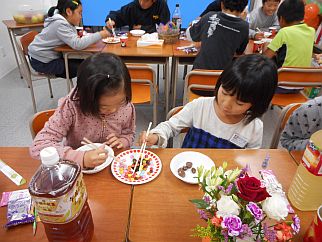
[136,33,164,47]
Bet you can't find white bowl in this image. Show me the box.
[130,29,146,37]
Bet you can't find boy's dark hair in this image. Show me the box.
[277,0,304,23]
[214,54,278,124]
[222,0,248,13]
[262,0,281,5]
[72,53,132,116]
[48,0,82,17]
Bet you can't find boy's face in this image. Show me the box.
[262,1,279,16]
[139,0,155,9]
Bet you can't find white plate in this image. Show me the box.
[111,149,162,185]
[77,143,114,174]
[102,37,121,44]
[130,29,146,37]
[170,151,215,184]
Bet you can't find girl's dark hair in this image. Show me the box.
[48,0,82,17]
[277,0,304,23]
[214,54,278,124]
[262,0,281,4]
[71,53,132,116]
[222,0,248,13]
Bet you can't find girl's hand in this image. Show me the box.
[106,133,124,149]
[254,32,264,40]
[139,131,159,146]
[100,27,111,39]
[106,19,115,29]
[83,145,107,168]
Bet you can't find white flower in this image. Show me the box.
[262,193,288,221]
[216,195,240,217]
[205,176,223,193]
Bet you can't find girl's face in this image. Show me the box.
[66,5,82,26]
[98,90,127,115]
[262,1,279,16]
[215,86,252,123]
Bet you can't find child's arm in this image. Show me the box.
[186,13,208,42]
[263,48,276,58]
[245,120,263,149]
[105,4,132,29]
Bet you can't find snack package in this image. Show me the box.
[4,189,34,228]
[0,189,29,207]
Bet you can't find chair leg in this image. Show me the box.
[157,64,160,87]
[29,82,37,113]
[47,78,54,98]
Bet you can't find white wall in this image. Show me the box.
[0,0,55,79]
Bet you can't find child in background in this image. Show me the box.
[280,96,322,151]
[263,0,315,68]
[186,0,249,70]
[249,0,280,40]
[105,0,170,33]
[29,0,110,79]
[139,55,278,149]
[30,53,136,169]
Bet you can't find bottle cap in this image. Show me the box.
[40,147,60,166]
[176,3,179,7]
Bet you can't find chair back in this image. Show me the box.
[30,109,55,139]
[127,64,157,125]
[166,106,189,147]
[20,31,38,55]
[269,103,301,148]
[277,67,322,87]
[183,69,222,104]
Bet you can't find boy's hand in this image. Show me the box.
[106,19,115,29]
[106,133,124,149]
[83,145,107,168]
[254,32,264,40]
[100,27,111,39]
[133,25,142,30]
[139,131,159,146]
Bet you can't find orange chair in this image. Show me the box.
[166,106,189,147]
[272,67,322,107]
[269,103,301,148]
[30,109,55,139]
[18,31,72,113]
[127,65,157,125]
[183,69,222,104]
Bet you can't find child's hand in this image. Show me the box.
[133,25,142,30]
[106,19,115,29]
[100,27,111,39]
[106,133,124,149]
[314,54,322,64]
[139,131,159,146]
[83,145,107,168]
[254,32,264,40]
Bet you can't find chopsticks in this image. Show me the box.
[81,137,116,160]
[256,27,263,33]
[109,18,116,37]
[133,122,152,172]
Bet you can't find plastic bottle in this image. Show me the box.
[29,147,94,242]
[172,3,182,30]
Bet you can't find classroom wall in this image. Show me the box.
[0,0,54,79]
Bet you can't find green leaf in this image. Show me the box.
[190,199,209,209]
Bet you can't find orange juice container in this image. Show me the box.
[29,147,94,242]
[288,130,322,211]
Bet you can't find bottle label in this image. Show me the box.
[32,174,87,224]
[302,137,322,176]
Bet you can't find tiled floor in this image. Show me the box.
[0,65,281,148]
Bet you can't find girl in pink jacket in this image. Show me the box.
[30,53,136,168]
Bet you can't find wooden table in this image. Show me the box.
[2,20,44,79]
[129,148,313,242]
[101,36,173,114]
[289,150,305,165]
[0,147,131,242]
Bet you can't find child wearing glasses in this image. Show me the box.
[139,54,278,149]
[30,53,136,169]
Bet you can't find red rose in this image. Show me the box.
[236,174,270,202]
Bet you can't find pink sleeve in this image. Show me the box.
[119,103,136,148]
[29,97,85,167]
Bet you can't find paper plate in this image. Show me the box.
[170,151,215,184]
[130,29,145,37]
[77,143,114,174]
[111,149,162,185]
[102,37,121,44]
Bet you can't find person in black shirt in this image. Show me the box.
[187,0,249,70]
[105,0,170,33]
[199,0,222,17]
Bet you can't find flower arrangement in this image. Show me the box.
[190,163,300,242]
[156,21,180,36]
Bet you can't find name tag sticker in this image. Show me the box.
[229,133,248,148]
